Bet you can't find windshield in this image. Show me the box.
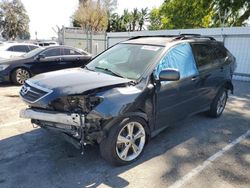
[86,43,163,80]
[22,47,44,58]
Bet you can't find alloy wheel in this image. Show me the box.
[116,121,146,161]
[216,91,227,115]
[16,69,30,84]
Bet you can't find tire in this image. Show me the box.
[100,117,147,166]
[206,88,228,118]
[11,68,31,85]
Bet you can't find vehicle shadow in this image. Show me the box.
[0,82,18,88]
[0,101,249,188]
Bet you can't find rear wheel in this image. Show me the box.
[207,88,228,118]
[11,68,30,85]
[100,117,147,166]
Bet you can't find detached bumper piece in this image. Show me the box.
[20,108,86,150]
[20,108,85,127]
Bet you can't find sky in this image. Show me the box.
[21,0,164,40]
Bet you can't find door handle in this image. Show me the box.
[191,76,199,81]
[76,57,80,61]
[56,58,61,62]
[220,66,224,72]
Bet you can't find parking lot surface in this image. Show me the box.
[0,81,249,188]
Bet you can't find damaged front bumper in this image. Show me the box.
[20,108,86,149]
[20,108,85,127]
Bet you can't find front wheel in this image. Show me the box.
[11,68,31,85]
[207,88,228,118]
[100,117,147,166]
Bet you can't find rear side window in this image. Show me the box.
[191,43,215,69]
[42,48,61,57]
[212,44,228,64]
[13,45,28,52]
[63,48,81,55]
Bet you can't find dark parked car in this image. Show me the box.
[19,35,236,165]
[0,46,91,84]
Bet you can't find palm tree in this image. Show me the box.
[131,8,139,31]
[138,8,148,31]
[122,9,132,31]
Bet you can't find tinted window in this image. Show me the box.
[63,48,81,55]
[191,43,215,68]
[212,44,228,64]
[7,47,14,51]
[28,45,38,51]
[13,45,28,52]
[42,48,61,57]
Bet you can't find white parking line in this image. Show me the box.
[169,129,250,188]
[0,120,30,128]
[0,107,12,112]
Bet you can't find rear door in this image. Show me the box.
[61,47,87,68]
[190,42,223,107]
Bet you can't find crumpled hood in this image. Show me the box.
[28,68,132,95]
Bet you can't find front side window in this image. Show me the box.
[86,44,164,80]
[7,47,14,51]
[154,43,198,79]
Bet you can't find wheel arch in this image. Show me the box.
[224,80,234,94]
[102,111,151,141]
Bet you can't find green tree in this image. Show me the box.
[149,0,250,30]
[150,0,214,30]
[108,7,148,32]
[138,8,149,31]
[212,0,250,26]
[131,8,140,31]
[0,0,30,40]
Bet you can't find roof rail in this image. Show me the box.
[175,34,215,41]
[127,35,177,40]
[128,34,216,41]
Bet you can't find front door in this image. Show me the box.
[32,48,63,74]
[154,43,202,129]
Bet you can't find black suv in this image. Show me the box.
[20,35,236,165]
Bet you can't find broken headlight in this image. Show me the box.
[51,95,103,114]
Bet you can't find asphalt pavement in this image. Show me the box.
[0,80,249,188]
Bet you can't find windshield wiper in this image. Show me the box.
[95,66,125,78]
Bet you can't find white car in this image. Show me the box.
[0,43,39,59]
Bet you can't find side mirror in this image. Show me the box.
[159,68,180,81]
[36,54,45,60]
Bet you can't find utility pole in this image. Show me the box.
[35,31,38,41]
